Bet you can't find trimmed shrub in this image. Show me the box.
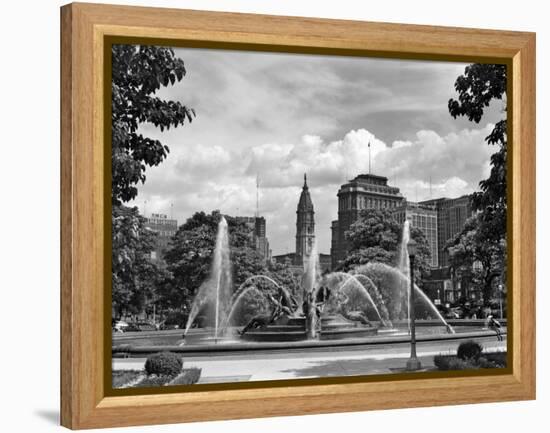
[168,368,202,386]
[144,352,183,377]
[457,340,483,361]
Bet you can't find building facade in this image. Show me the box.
[419,195,473,267]
[234,215,271,261]
[392,201,439,268]
[331,174,404,269]
[144,213,178,261]
[419,195,477,304]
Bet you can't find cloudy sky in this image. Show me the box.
[127,47,505,256]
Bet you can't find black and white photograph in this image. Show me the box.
[110,44,508,389]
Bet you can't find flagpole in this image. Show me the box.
[368,141,371,174]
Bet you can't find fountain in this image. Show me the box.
[236,239,380,342]
[183,216,233,342]
[112,213,502,363]
[181,217,455,346]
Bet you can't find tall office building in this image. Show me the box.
[419,195,473,267]
[392,201,439,268]
[330,174,404,268]
[234,216,271,261]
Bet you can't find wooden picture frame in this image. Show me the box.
[61,2,536,429]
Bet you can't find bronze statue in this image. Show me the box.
[337,291,372,327]
[238,292,290,336]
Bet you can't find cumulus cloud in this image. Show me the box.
[375,124,494,200]
[245,124,492,195]
[133,124,494,255]
[246,129,388,188]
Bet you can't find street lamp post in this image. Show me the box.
[406,238,422,371]
[498,284,504,319]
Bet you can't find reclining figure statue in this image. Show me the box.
[239,290,295,336]
[337,292,372,327]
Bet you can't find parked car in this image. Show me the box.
[445,308,461,319]
[134,322,157,332]
[112,320,129,333]
[159,311,188,330]
[159,322,180,330]
[123,323,142,332]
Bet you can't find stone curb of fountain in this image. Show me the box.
[112,329,506,357]
[113,329,183,341]
[112,320,508,342]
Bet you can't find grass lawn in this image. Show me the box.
[113,368,201,389]
[434,351,506,371]
[112,369,142,388]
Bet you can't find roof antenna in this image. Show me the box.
[429,175,433,199]
[255,173,260,218]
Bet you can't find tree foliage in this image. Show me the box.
[447,64,507,302]
[342,208,432,277]
[112,45,195,204]
[447,214,506,302]
[110,45,198,318]
[112,205,169,318]
[448,64,507,237]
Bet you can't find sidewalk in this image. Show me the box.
[113,335,507,383]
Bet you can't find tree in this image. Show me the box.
[112,45,195,204]
[448,64,507,239]
[111,205,169,318]
[110,45,195,317]
[446,214,506,302]
[342,208,431,277]
[448,64,508,302]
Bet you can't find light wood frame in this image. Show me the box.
[61,2,536,429]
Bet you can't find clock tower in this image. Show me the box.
[295,173,315,265]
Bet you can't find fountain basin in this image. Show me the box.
[112,326,506,358]
[239,314,378,342]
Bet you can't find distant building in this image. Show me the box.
[331,174,404,269]
[423,265,482,304]
[273,174,331,272]
[392,201,439,268]
[318,254,332,274]
[419,195,473,267]
[417,195,477,303]
[144,213,178,261]
[254,217,271,260]
[234,215,271,261]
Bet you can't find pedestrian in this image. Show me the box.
[487,315,503,341]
